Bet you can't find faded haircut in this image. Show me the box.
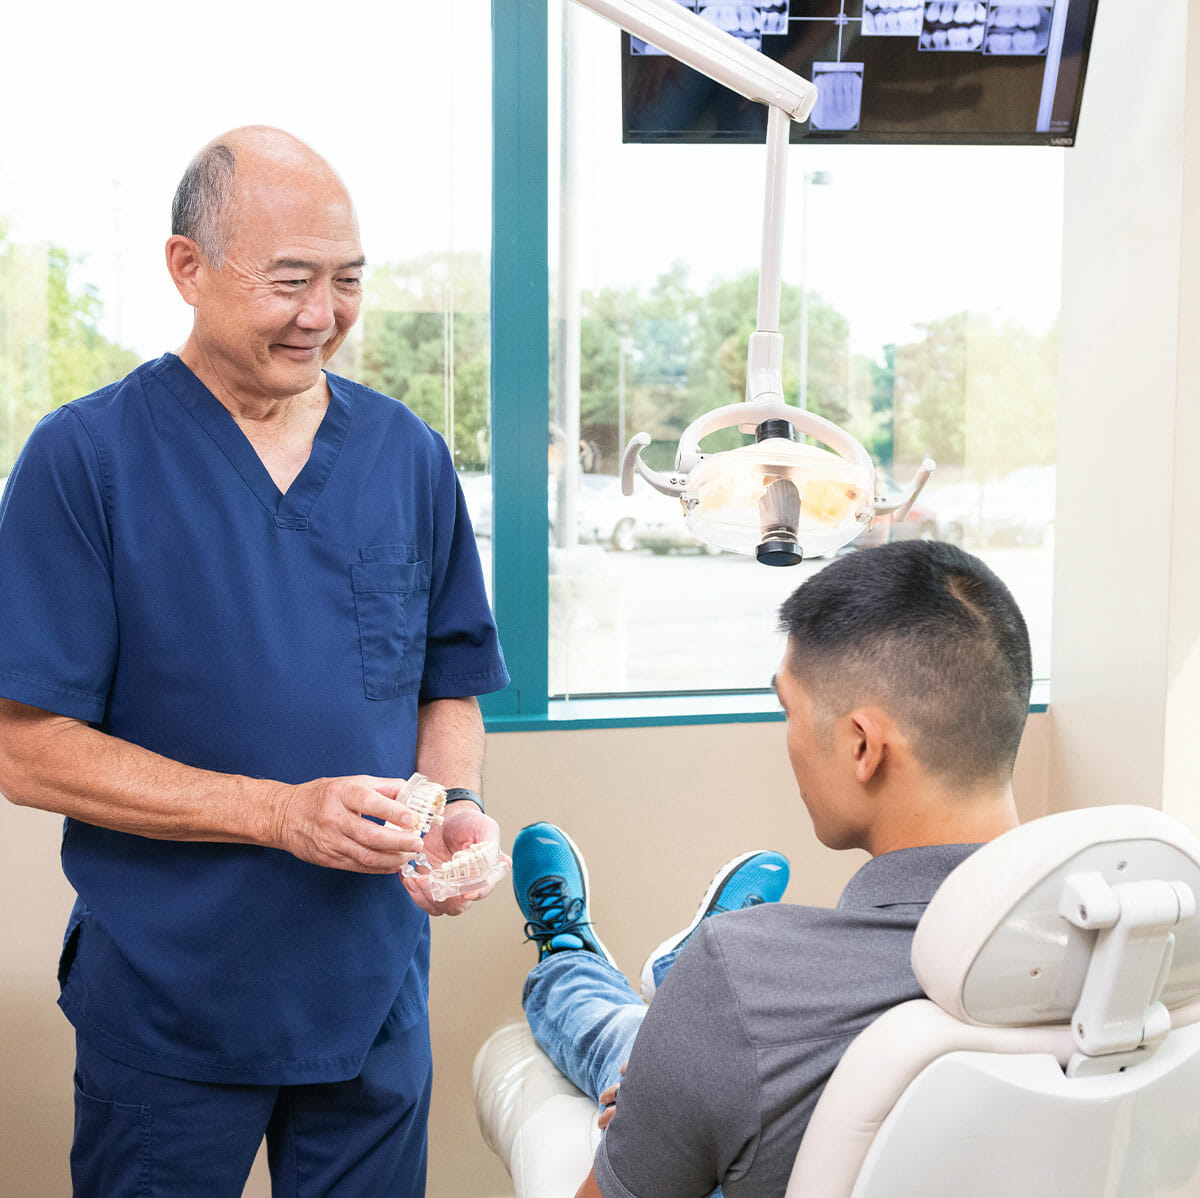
[170,142,236,267]
[778,540,1032,788]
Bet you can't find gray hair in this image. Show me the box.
[171,143,236,267]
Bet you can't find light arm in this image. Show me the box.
[577,0,817,120]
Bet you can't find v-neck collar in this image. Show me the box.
[154,353,351,530]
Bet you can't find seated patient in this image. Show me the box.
[510,540,1032,1198]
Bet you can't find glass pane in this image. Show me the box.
[0,0,492,579]
[548,5,1058,698]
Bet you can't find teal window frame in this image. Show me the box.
[482,0,1048,732]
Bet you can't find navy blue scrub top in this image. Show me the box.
[0,354,509,1084]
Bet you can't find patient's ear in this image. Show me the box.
[846,707,889,784]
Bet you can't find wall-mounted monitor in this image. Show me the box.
[621,0,1099,145]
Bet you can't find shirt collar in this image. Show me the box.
[837,843,982,910]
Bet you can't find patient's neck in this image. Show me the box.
[866,777,1019,858]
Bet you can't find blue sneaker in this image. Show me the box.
[512,823,615,965]
[639,849,789,1001]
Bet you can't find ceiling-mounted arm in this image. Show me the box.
[578,0,818,119]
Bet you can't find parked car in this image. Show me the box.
[633,509,725,555]
[573,474,644,551]
[928,466,1055,548]
[458,471,493,539]
[460,472,649,551]
[850,473,939,550]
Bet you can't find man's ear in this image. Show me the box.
[846,707,889,785]
[165,235,204,307]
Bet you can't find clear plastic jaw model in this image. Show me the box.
[399,772,446,836]
[395,773,510,897]
[410,840,511,901]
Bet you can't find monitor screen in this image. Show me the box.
[621,0,1099,146]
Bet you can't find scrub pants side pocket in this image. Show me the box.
[71,1075,151,1198]
[351,559,431,700]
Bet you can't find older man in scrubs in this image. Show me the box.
[0,127,509,1195]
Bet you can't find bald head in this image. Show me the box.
[170,126,351,268]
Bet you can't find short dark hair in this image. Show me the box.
[778,540,1032,787]
[170,142,236,266]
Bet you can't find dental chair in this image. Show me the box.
[473,805,1200,1196]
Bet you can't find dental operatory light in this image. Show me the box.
[578,0,935,564]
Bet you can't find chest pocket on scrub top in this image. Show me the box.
[351,551,431,700]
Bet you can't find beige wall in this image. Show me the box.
[0,713,1050,1198]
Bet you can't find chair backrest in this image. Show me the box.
[787,805,1200,1197]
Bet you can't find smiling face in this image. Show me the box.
[171,133,364,409]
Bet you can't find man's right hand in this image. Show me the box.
[272,776,426,873]
[0,701,427,874]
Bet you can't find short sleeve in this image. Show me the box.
[594,923,762,1198]
[0,408,118,721]
[418,443,508,701]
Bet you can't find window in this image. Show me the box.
[1,0,1056,728]
[495,1,1058,719]
[0,0,492,544]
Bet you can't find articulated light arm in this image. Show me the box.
[576,0,819,120]
[572,0,934,564]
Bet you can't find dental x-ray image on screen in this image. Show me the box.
[621,0,1098,145]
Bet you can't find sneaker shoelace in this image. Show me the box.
[522,875,589,944]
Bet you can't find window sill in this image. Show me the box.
[483,680,1050,733]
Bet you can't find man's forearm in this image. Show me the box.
[414,696,486,792]
[0,698,283,844]
[0,698,425,875]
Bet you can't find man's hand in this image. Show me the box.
[402,800,504,916]
[272,776,427,873]
[597,1062,628,1131]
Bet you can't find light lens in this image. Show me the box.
[683,439,875,557]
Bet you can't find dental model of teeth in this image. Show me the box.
[405,840,511,901]
[399,772,446,837]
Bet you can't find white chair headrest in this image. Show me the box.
[913,805,1200,1027]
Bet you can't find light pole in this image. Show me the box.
[797,168,833,411]
[617,335,633,468]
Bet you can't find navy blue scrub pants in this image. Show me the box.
[70,1008,432,1197]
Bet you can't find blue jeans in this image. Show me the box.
[522,951,647,1103]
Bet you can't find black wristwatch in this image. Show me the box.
[444,787,485,815]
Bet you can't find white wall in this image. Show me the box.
[1050,0,1200,827]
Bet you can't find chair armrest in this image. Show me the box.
[473,1021,603,1197]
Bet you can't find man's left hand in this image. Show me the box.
[401,800,505,916]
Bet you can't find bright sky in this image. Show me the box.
[0,0,1062,361]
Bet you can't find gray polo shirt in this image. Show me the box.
[594,843,980,1198]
